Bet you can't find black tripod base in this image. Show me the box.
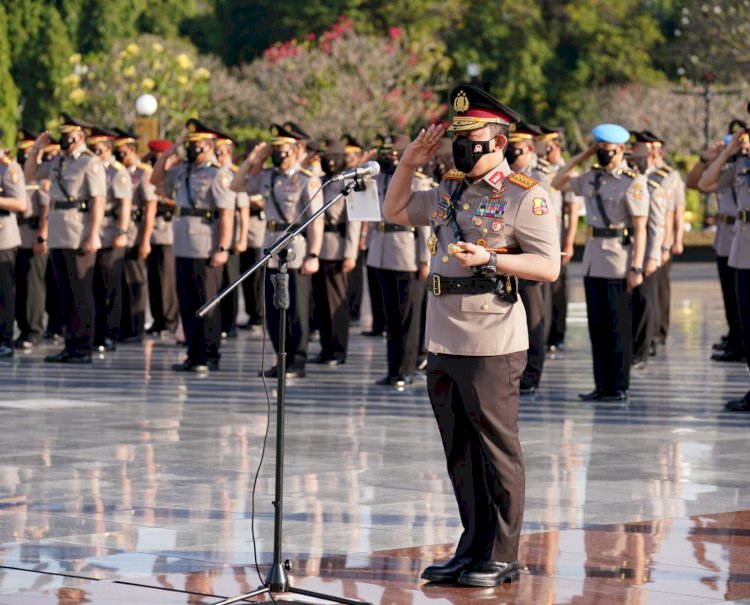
[213,584,374,605]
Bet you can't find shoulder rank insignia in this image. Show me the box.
[661,165,674,174]
[507,172,539,190]
[646,178,662,190]
[137,162,151,171]
[300,168,313,177]
[622,168,637,179]
[230,164,239,173]
[441,169,465,181]
[535,163,551,174]
[537,157,551,168]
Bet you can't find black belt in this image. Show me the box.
[377,222,416,234]
[16,215,40,229]
[51,200,90,212]
[249,208,266,219]
[156,205,174,221]
[174,207,218,220]
[267,220,306,237]
[0,209,9,216]
[430,273,517,304]
[103,209,119,218]
[718,213,736,225]
[589,226,630,238]
[132,208,143,222]
[324,222,347,237]
[738,209,750,224]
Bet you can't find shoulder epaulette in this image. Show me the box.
[0,155,10,165]
[441,168,465,181]
[655,168,670,178]
[537,157,552,168]
[112,160,126,171]
[300,168,313,177]
[661,164,674,174]
[508,172,539,190]
[82,149,96,157]
[230,164,239,173]
[534,163,551,175]
[414,170,428,179]
[209,159,221,168]
[137,162,151,171]
[646,178,662,190]
[622,168,637,179]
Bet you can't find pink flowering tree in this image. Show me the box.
[206,18,449,143]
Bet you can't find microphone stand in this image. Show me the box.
[198,176,373,605]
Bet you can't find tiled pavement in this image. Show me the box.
[0,262,748,604]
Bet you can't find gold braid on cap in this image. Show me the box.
[448,116,508,132]
[537,132,560,142]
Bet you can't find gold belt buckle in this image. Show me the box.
[378,222,386,233]
[432,274,441,296]
[741,209,749,223]
[269,220,277,231]
[587,225,594,237]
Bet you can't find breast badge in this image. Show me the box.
[426,232,438,256]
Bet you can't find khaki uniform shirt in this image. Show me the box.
[319,180,362,261]
[246,194,267,249]
[367,172,430,272]
[100,160,133,248]
[127,163,157,247]
[644,168,667,266]
[0,157,26,250]
[729,155,750,270]
[659,163,686,213]
[715,163,737,258]
[19,182,49,249]
[528,158,583,243]
[36,146,107,250]
[406,160,560,356]
[163,159,236,259]
[150,198,174,246]
[224,165,250,247]
[244,167,322,269]
[569,162,650,279]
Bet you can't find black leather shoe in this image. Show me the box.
[457,560,520,587]
[66,353,93,364]
[713,336,729,351]
[711,350,746,363]
[314,354,344,366]
[600,390,629,402]
[172,359,209,374]
[259,366,306,379]
[725,395,750,411]
[0,344,14,358]
[361,330,384,337]
[375,375,413,387]
[421,556,477,583]
[95,337,117,353]
[578,389,604,401]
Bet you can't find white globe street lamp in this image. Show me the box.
[135,93,159,117]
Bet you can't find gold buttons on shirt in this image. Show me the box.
[463,203,470,211]
[481,303,489,311]
[441,255,449,263]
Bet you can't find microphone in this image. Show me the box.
[330,161,381,182]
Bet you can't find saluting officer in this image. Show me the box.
[312,140,362,365]
[384,83,560,586]
[88,126,132,352]
[113,128,157,343]
[699,127,750,410]
[536,125,584,351]
[552,123,650,402]
[25,114,107,363]
[0,129,28,358]
[368,133,430,386]
[215,131,249,339]
[144,139,179,337]
[231,123,324,379]
[14,129,48,350]
[151,119,235,373]
[507,121,549,397]
[629,131,668,369]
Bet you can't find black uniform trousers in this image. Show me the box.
[147,244,179,333]
[93,247,126,345]
[313,259,351,363]
[176,257,223,364]
[657,258,672,344]
[51,248,96,355]
[366,265,386,334]
[737,268,750,377]
[14,248,47,342]
[427,351,527,562]
[519,279,546,390]
[0,249,16,347]
[632,269,660,364]
[119,248,147,340]
[347,249,366,321]
[584,276,633,393]
[547,264,568,347]
[718,256,743,354]
[220,252,240,335]
[239,247,264,326]
[265,267,311,370]
[377,268,423,378]
[45,256,64,337]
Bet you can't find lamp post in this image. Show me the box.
[134,93,159,156]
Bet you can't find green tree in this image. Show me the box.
[77,0,146,55]
[0,5,20,140]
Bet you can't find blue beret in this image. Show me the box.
[723,134,733,146]
[592,124,630,144]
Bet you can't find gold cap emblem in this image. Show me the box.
[453,91,470,113]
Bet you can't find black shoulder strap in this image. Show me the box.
[56,157,72,201]
[185,165,195,207]
[445,180,468,243]
[269,170,290,222]
[592,170,613,228]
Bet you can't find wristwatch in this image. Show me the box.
[629,266,644,275]
[36,236,46,244]
[217,245,229,253]
[115,228,128,236]
[306,252,319,260]
[478,251,497,275]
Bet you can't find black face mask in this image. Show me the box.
[596,148,617,167]
[452,137,492,174]
[322,155,345,178]
[186,145,202,164]
[505,146,524,166]
[271,149,288,168]
[17,151,28,165]
[114,149,127,163]
[59,136,74,151]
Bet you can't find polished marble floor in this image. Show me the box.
[0,262,749,604]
